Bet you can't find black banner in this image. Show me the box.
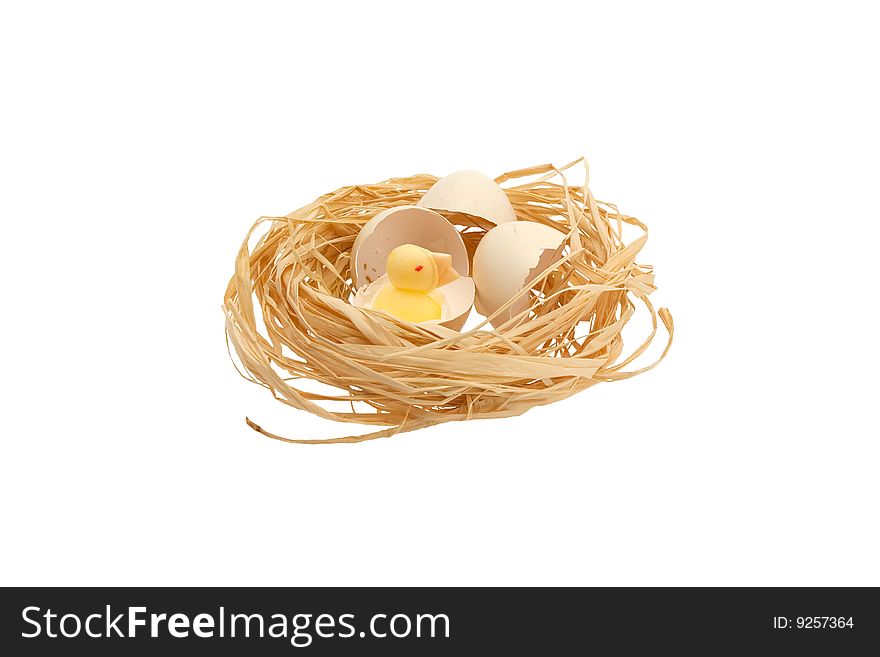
[1,587,877,654]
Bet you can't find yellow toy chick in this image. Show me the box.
[373,244,460,322]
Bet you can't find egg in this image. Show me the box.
[472,221,568,329]
[353,272,475,331]
[351,205,469,289]
[418,170,517,225]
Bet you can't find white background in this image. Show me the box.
[1,1,878,586]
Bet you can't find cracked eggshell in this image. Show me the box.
[351,205,469,289]
[418,170,517,225]
[352,275,475,331]
[473,221,567,329]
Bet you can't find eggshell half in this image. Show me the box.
[473,221,567,329]
[352,275,475,331]
[418,170,517,225]
[351,205,469,289]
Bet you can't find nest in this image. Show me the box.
[223,159,673,443]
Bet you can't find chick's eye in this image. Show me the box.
[414,265,423,272]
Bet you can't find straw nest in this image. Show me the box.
[223,159,673,443]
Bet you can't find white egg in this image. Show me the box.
[418,170,517,225]
[351,205,469,289]
[473,221,568,329]
[352,275,475,331]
